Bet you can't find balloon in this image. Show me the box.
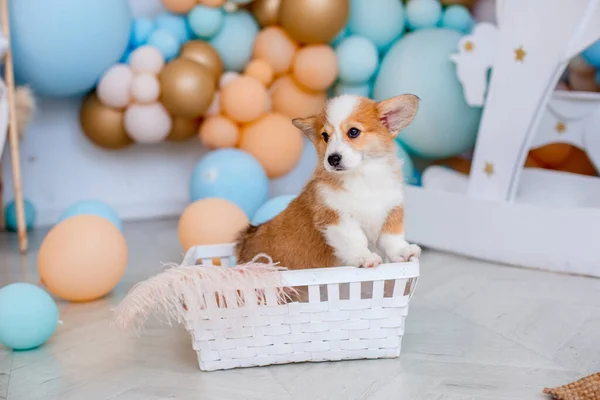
[209,10,259,71]
[279,0,350,44]
[292,45,337,91]
[199,115,240,148]
[58,199,122,231]
[582,40,600,68]
[253,27,298,75]
[159,58,216,118]
[331,25,350,47]
[270,138,318,196]
[179,41,224,82]
[162,0,196,14]
[335,36,378,84]
[244,59,274,86]
[271,75,326,119]
[130,73,161,103]
[167,117,202,142]
[441,0,475,5]
[199,0,227,6]
[147,29,181,60]
[97,65,133,108]
[554,147,598,176]
[220,71,241,88]
[205,92,221,116]
[333,81,371,97]
[190,148,269,217]
[124,103,172,143]
[525,153,547,169]
[472,0,496,24]
[38,215,128,302]
[220,76,269,123]
[129,46,166,75]
[10,0,131,97]
[374,29,482,158]
[178,198,249,251]
[188,5,225,39]
[131,18,156,47]
[441,5,474,33]
[249,0,281,27]
[252,195,296,225]
[406,0,442,30]
[80,93,133,150]
[347,0,405,50]
[0,283,58,350]
[5,198,36,232]
[530,143,573,167]
[155,12,191,44]
[240,113,304,178]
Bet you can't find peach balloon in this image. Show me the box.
[199,0,227,7]
[292,45,338,91]
[129,46,165,75]
[253,27,298,75]
[37,215,128,302]
[178,198,249,251]
[199,115,240,149]
[245,59,274,87]
[530,143,573,167]
[97,64,133,108]
[271,75,327,119]
[220,76,269,123]
[130,73,161,104]
[163,0,196,13]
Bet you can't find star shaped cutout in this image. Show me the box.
[556,121,566,134]
[515,46,526,62]
[484,162,494,177]
[464,41,475,52]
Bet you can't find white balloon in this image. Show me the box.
[129,46,165,75]
[124,103,172,143]
[97,64,133,108]
[219,71,240,89]
[130,73,160,104]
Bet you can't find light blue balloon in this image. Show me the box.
[9,0,131,97]
[348,0,405,51]
[374,29,482,159]
[252,195,296,226]
[394,141,418,185]
[188,5,225,39]
[331,25,350,47]
[209,10,259,71]
[333,81,371,97]
[147,29,181,60]
[190,149,269,217]
[441,5,474,33]
[583,40,600,68]
[406,0,442,31]
[0,283,58,351]
[336,36,379,84]
[155,13,191,44]
[132,18,155,47]
[4,199,36,232]
[59,200,122,232]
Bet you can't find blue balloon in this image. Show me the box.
[155,13,191,44]
[333,81,372,97]
[394,141,418,185]
[59,200,122,232]
[336,36,379,84]
[210,10,259,71]
[188,5,225,39]
[441,5,474,33]
[406,0,442,31]
[190,149,269,217]
[10,0,131,97]
[348,0,405,51]
[147,29,181,60]
[582,40,600,68]
[0,283,58,350]
[132,18,155,47]
[374,29,482,159]
[4,199,36,232]
[252,195,296,225]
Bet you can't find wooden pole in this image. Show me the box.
[1,0,28,252]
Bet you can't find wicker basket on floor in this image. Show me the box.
[181,244,420,372]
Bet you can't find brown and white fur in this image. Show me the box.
[236,93,421,270]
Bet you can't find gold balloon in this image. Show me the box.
[179,41,224,82]
[279,0,350,44]
[167,117,203,142]
[159,58,216,118]
[441,0,475,7]
[249,0,281,27]
[80,93,133,150]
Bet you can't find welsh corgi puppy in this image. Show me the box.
[236,93,421,270]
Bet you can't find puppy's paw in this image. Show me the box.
[358,252,383,268]
[389,244,421,262]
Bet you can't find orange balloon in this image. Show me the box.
[199,115,240,149]
[244,59,274,87]
[553,146,598,176]
[199,0,226,6]
[292,45,338,91]
[530,143,573,167]
[38,215,128,302]
[253,27,298,75]
[163,0,197,13]
[220,76,269,123]
[524,153,546,168]
[178,198,249,251]
[271,75,327,119]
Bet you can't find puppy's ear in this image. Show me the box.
[377,94,420,137]
[292,116,318,143]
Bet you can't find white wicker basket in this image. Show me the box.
[181,243,420,372]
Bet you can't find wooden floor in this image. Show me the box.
[1,219,598,400]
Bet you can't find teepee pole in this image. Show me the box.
[1,0,28,252]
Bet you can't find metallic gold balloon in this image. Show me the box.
[279,0,350,44]
[167,117,203,142]
[80,93,133,150]
[159,58,216,118]
[179,41,223,82]
[249,0,281,27]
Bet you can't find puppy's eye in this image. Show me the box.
[321,132,329,142]
[347,127,361,139]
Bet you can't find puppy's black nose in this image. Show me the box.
[328,153,342,167]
